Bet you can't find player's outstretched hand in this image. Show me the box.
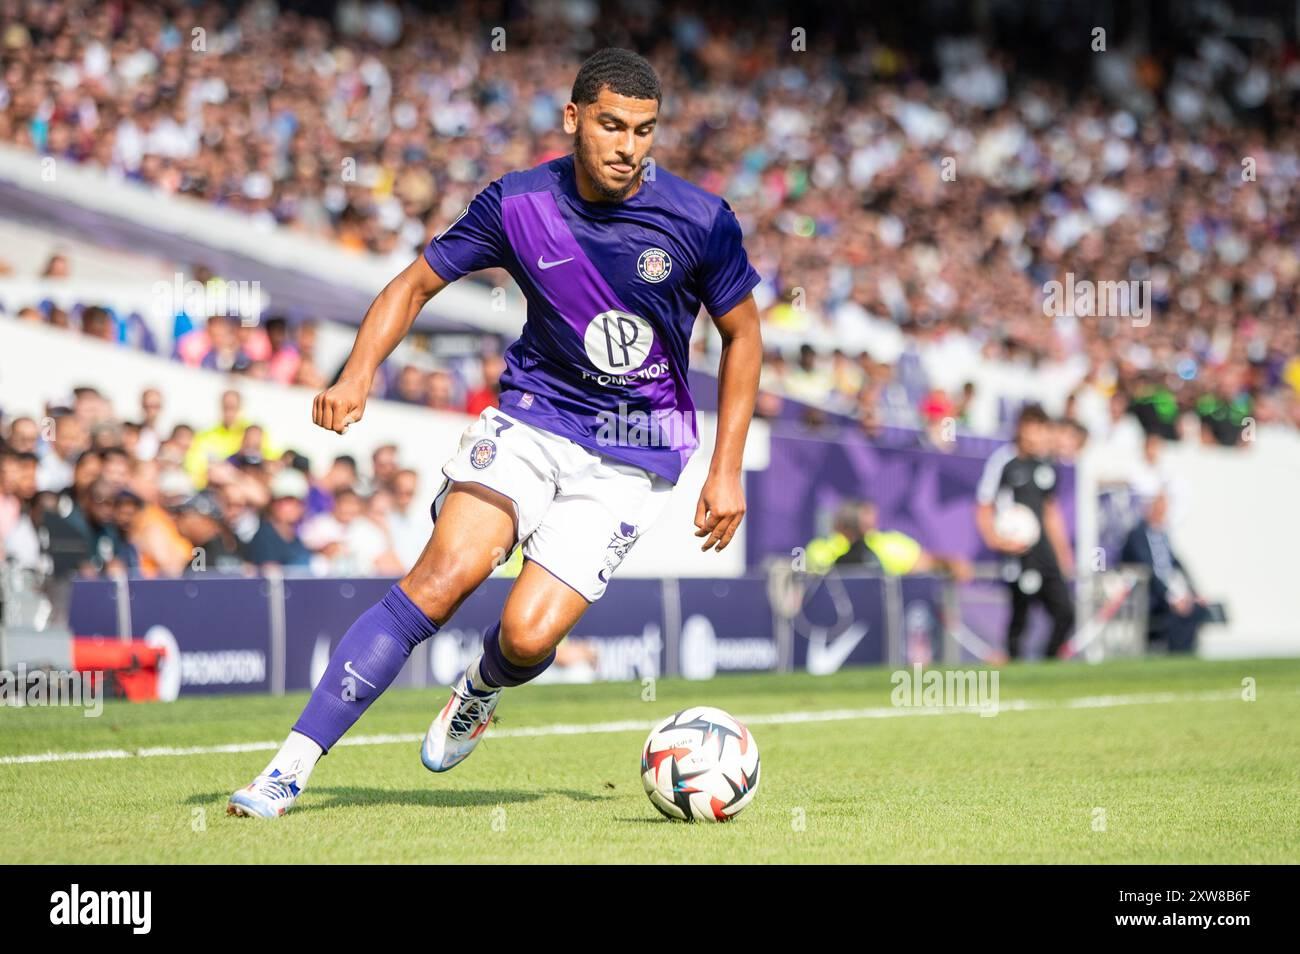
[313,376,370,434]
[695,472,745,552]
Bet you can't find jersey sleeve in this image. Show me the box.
[975,445,1014,505]
[423,179,506,280]
[697,199,761,318]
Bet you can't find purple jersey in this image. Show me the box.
[423,155,759,484]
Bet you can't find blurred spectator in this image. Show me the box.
[918,388,957,452]
[130,467,198,577]
[184,390,276,488]
[41,253,69,279]
[85,478,139,574]
[174,491,247,574]
[1120,492,1213,653]
[821,499,972,580]
[465,352,506,417]
[246,468,312,569]
[0,447,41,569]
[5,416,40,455]
[369,443,400,495]
[37,412,86,492]
[391,365,429,405]
[784,344,835,407]
[264,316,302,386]
[300,486,401,575]
[385,468,428,568]
[1053,418,1089,463]
[427,370,463,412]
[305,454,359,518]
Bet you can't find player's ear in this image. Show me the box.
[562,102,579,135]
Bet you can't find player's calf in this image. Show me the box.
[227,582,441,818]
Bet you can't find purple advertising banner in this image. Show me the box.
[68,579,120,638]
[65,567,950,696]
[125,577,273,698]
[788,573,889,673]
[748,431,1075,567]
[899,575,947,666]
[675,577,780,679]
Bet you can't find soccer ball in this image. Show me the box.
[994,501,1041,549]
[640,706,760,822]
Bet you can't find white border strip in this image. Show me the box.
[0,688,1246,766]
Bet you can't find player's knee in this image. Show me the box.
[400,555,475,623]
[497,609,556,665]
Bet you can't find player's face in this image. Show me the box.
[1018,420,1051,457]
[565,88,658,201]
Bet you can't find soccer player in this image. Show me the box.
[228,48,763,818]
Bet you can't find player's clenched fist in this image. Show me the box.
[312,377,370,434]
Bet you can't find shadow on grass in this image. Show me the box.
[194,786,613,813]
[613,816,676,824]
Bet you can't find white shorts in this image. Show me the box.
[431,407,674,602]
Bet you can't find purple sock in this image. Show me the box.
[476,622,555,688]
[293,583,438,753]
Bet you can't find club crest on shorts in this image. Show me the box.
[637,247,672,283]
[470,438,497,469]
[598,522,640,582]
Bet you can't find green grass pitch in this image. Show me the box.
[2,657,1298,863]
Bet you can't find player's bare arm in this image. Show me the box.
[313,255,449,434]
[695,292,761,553]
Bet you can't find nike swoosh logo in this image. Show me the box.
[805,623,868,676]
[343,661,377,689]
[537,255,574,270]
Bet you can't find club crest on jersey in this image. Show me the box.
[637,247,672,283]
[470,439,497,469]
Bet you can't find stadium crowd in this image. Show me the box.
[0,384,437,578]
[4,286,508,417]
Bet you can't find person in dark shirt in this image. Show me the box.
[173,491,249,574]
[246,468,312,569]
[1128,374,1181,440]
[51,456,101,575]
[83,478,140,575]
[975,404,1076,660]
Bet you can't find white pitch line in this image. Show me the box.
[0,688,1246,766]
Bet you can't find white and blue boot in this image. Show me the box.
[227,768,302,819]
[421,674,500,773]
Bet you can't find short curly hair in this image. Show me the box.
[571,48,661,105]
